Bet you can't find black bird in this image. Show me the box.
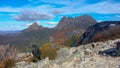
[32,44,41,60]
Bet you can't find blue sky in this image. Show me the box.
[0,0,120,31]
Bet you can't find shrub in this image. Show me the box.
[64,33,83,47]
[0,45,18,68]
[0,61,5,68]
[64,36,77,47]
[40,43,57,60]
[40,43,65,60]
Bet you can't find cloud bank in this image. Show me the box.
[14,10,54,22]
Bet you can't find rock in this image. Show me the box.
[15,53,33,61]
[76,21,120,46]
[57,48,70,59]
[115,42,120,55]
[32,44,41,61]
[98,48,118,56]
[69,47,77,54]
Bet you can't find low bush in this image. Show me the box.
[40,43,57,60]
[40,43,65,60]
[0,45,18,68]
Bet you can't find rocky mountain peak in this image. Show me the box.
[55,15,97,30]
[27,22,43,31]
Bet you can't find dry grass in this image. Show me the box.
[0,45,18,68]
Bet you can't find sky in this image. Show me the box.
[0,0,120,31]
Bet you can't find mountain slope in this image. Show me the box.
[14,38,120,68]
[53,15,97,44]
[0,23,56,51]
[73,21,120,46]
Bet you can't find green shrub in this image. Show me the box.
[40,43,57,60]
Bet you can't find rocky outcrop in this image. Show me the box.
[73,21,120,46]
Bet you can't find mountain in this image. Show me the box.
[71,21,120,47]
[25,22,44,31]
[0,15,97,51]
[0,22,56,51]
[53,15,97,44]
[55,15,97,30]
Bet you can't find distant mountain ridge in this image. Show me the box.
[0,31,20,35]
[0,15,103,51]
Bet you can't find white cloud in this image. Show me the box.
[81,1,120,14]
[14,10,54,22]
[45,22,58,25]
[1,1,120,14]
[61,1,120,14]
[27,23,33,26]
[97,20,103,22]
[1,0,120,24]
[52,9,64,15]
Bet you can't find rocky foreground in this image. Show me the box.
[13,39,120,68]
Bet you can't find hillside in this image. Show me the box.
[13,38,120,68]
[71,21,120,47]
[0,23,56,51]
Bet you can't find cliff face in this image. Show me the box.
[14,38,120,68]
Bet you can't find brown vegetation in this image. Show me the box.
[53,31,67,45]
[0,45,18,68]
[91,25,120,43]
